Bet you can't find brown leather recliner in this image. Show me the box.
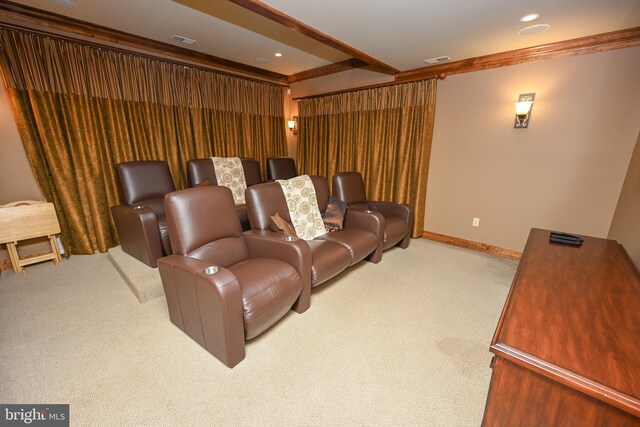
[266,157,297,180]
[245,176,381,304]
[110,161,175,268]
[186,158,262,230]
[332,172,414,262]
[158,186,309,368]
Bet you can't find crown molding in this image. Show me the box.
[2,2,637,89]
[293,27,640,99]
[396,27,640,83]
[0,1,289,83]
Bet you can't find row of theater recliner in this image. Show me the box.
[112,157,292,267]
[110,157,414,367]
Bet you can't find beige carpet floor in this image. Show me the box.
[0,239,517,426]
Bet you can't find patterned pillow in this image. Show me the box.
[323,196,347,232]
[269,212,297,236]
[196,178,214,187]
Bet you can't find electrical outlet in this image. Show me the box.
[472,217,480,227]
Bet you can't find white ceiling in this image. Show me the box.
[263,0,640,71]
[9,0,640,77]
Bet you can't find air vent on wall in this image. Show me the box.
[170,35,197,45]
[424,56,452,65]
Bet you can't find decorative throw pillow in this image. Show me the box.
[269,212,297,236]
[322,196,347,232]
[196,178,214,187]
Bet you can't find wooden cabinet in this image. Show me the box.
[482,228,640,426]
[0,200,62,273]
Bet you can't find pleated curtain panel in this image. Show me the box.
[0,28,287,255]
[297,79,437,238]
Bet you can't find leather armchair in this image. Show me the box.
[110,161,175,268]
[186,158,263,230]
[245,176,380,300]
[158,186,308,368]
[332,172,414,261]
[266,157,297,180]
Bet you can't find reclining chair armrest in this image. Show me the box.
[368,201,413,222]
[242,229,283,239]
[111,205,164,268]
[344,209,385,263]
[244,231,312,313]
[157,255,245,368]
[369,201,415,246]
[344,209,385,236]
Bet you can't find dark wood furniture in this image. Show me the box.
[482,228,640,426]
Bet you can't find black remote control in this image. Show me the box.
[549,236,583,246]
[550,231,583,243]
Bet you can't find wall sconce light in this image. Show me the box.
[287,116,298,135]
[514,93,535,128]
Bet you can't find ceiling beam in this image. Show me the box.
[287,58,367,84]
[395,26,640,83]
[226,0,399,75]
[0,1,289,83]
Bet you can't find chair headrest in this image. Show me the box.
[116,161,175,205]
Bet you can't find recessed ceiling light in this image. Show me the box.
[47,0,76,8]
[255,58,269,64]
[518,24,551,36]
[274,53,283,57]
[520,13,540,22]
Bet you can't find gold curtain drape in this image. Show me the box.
[185,68,286,162]
[297,80,437,238]
[0,29,286,255]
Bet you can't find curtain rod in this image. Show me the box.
[292,73,445,101]
[0,22,289,88]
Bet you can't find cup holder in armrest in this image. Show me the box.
[203,265,221,275]
[282,236,298,241]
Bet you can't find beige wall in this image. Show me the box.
[0,84,43,203]
[0,83,50,261]
[291,68,394,99]
[425,46,640,251]
[608,130,640,267]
